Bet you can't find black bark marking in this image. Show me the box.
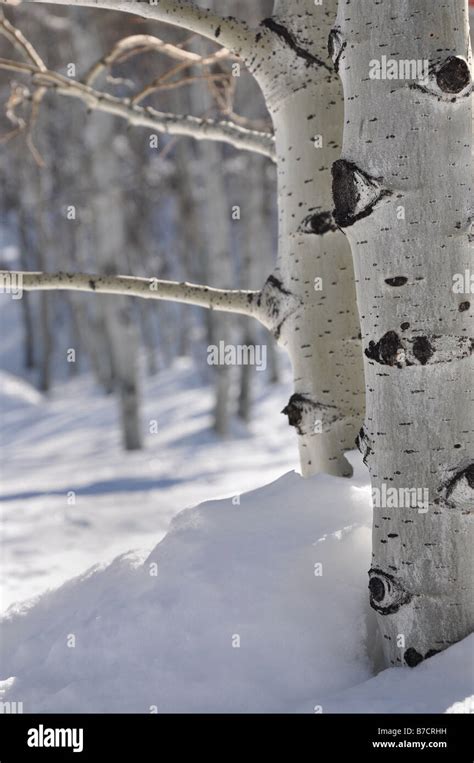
[459,301,470,312]
[438,463,474,509]
[257,275,290,316]
[214,26,221,38]
[401,322,410,331]
[368,568,412,615]
[365,331,403,367]
[436,56,471,94]
[257,275,300,340]
[368,576,385,602]
[281,393,311,435]
[299,211,337,235]
[89,279,96,290]
[282,394,338,436]
[333,160,359,227]
[404,648,423,668]
[385,276,408,287]
[264,274,291,297]
[368,332,470,367]
[261,18,332,72]
[356,426,372,466]
[332,159,391,228]
[412,336,434,365]
[327,28,346,73]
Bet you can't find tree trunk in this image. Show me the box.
[73,14,142,450]
[201,144,234,437]
[188,56,235,437]
[236,156,270,422]
[332,0,473,666]
[32,168,53,393]
[266,338,280,384]
[248,0,365,476]
[18,209,36,371]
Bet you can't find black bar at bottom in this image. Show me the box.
[0,713,472,760]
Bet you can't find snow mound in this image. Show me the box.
[323,635,474,714]
[1,463,472,713]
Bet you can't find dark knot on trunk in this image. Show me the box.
[327,27,346,73]
[435,56,471,94]
[368,568,412,615]
[282,393,339,436]
[299,211,337,236]
[332,159,391,228]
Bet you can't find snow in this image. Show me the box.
[1,446,473,713]
[1,465,370,712]
[0,295,297,612]
[1,300,473,713]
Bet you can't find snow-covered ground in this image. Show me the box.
[1,456,473,714]
[1,298,473,713]
[0,361,298,613]
[0,293,298,612]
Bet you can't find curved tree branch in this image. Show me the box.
[84,33,234,87]
[1,270,266,322]
[2,0,254,59]
[0,58,276,159]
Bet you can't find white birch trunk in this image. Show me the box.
[196,141,234,437]
[187,47,234,437]
[92,166,142,451]
[23,164,53,392]
[18,208,36,370]
[249,0,365,476]
[332,0,473,666]
[74,18,142,451]
[237,155,270,422]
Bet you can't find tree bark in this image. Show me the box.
[332,0,473,666]
[16,0,255,58]
[248,0,365,476]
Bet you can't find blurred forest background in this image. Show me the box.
[0,0,283,449]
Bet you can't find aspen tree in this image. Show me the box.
[331,0,473,665]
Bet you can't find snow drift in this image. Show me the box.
[1,455,472,713]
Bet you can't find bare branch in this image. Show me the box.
[0,57,276,159]
[1,270,265,322]
[84,33,234,87]
[1,271,302,337]
[0,14,46,69]
[0,15,46,163]
[3,0,254,59]
[133,71,231,104]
